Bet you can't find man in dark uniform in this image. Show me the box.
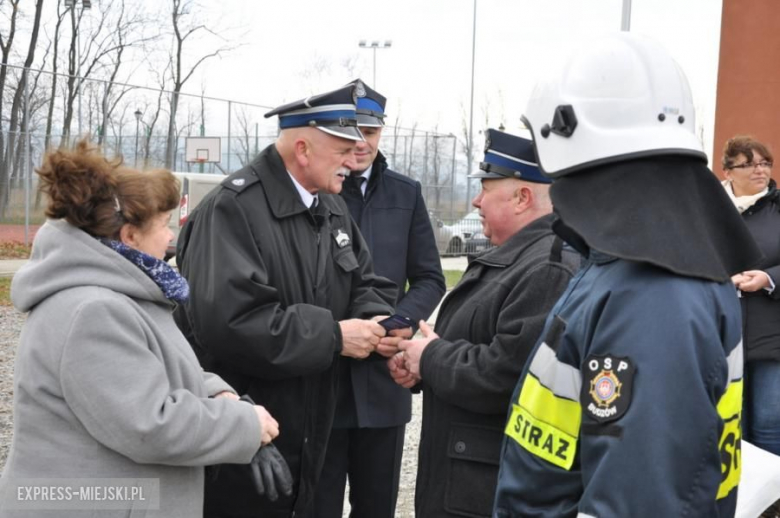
[493,33,762,517]
[174,84,397,518]
[313,80,446,518]
[390,129,580,517]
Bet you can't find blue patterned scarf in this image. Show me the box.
[99,239,190,303]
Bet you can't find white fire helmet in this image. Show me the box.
[522,32,706,178]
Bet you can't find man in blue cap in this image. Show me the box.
[313,80,446,518]
[390,129,580,517]
[174,83,397,518]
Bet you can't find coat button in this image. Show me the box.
[454,441,466,454]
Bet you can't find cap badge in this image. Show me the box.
[355,81,366,98]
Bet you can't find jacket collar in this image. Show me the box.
[252,144,344,219]
[473,213,557,267]
[363,150,388,196]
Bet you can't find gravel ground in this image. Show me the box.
[0,306,23,469]
[0,305,422,517]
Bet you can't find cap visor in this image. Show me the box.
[468,170,510,179]
[317,126,365,142]
[356,114,385,127]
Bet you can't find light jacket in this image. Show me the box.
[0,219,260,518]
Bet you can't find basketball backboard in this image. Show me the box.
[185,137,221,163]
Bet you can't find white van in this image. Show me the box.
[167,172,225,259]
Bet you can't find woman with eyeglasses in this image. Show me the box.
[722,136,780,461]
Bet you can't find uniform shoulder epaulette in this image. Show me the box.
[221,169,260,193]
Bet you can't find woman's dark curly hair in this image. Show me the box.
[37,140,180,239]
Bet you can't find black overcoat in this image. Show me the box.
[737,180,780,362]
[174,144,396,517]
[414,214,580,517]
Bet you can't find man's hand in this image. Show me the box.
[339,319,386,359]
[387,352,420,388]
[733,270,771,292]
[398,320,439,379]
[371,316,414,357]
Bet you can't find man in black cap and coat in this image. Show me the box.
[390,129,580,517]
[174,84,396,518]
[313,79,446,518]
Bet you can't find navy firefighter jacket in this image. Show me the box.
[493,251,743,518]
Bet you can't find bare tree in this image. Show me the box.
[96,0,156,145]
[43,1,68,151]
[1,0,44,218]
[235,106,255,167]
[0,0,22,195]
[164,0,236,168]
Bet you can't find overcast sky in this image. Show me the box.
[4,0,724,162]
[191,0,723,160]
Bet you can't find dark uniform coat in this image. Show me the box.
[174,144,396,518]
[736,180,780,363]
[414,214,580,517]
[493,251,743,518]
[338,151,446,428]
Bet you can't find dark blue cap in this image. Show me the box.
[469,129,549,183]
[264,85,364,141]
[348,79,386,127]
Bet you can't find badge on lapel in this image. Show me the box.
[333,228,351,248]
[581,354,635,424]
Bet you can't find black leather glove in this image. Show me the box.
[249,442,293,501]
[239,395,293,501]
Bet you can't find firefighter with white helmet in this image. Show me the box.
[493,33,762,517]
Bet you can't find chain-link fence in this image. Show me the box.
[1,64,483,254]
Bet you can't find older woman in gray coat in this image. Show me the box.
[0,141,276,517]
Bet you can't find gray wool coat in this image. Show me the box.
[0,219,262,518]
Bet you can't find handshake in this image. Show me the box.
[338,316,414,359]
[387,320,438,389]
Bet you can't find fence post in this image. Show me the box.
[23,67,31,246]
[227,100,232,172]
[450,136,456,220]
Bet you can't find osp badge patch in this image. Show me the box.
[581,354,635,424]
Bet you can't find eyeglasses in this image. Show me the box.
[729,161,773,170]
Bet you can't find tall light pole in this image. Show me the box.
[358,40,392,87]
[621,0,632,30]
[65,0,91,137]
[466,0,477,207]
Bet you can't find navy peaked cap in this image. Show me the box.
[348,79,386,127]
[264,85,364,141]
[469,128,549,183]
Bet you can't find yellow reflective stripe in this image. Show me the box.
[518,374,581,437]
[717,378,742,420]
[717,379,742,500]
[505,403,578,470]
[505,373,581,470]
